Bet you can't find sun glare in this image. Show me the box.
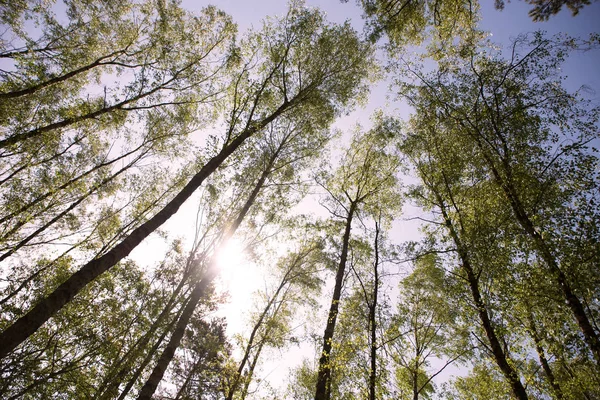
[214,239,265,336]
[215,239,246,272]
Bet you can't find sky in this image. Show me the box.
[129,0,600,396]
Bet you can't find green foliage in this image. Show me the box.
[494,0,593,21]
[347,0,480,57]
[398,31,600,398]
[1,0,598,398]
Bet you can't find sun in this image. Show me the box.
[213,238,265,335]
[214,238,247,272]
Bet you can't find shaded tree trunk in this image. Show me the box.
[95,268,195,400]
[315,201,356,400]
[115,304,185,400]
[527,313,563,400]
[136,272,217,400]
[0,151,146,262]
[476,134,600,366]
[368,219,380,400]
[225,271,292,400]
[240,337,266,400]
[0,49,127,100]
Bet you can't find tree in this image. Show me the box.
[0,3,374,360]
[0,254,183,398]
[388,254,469,400]
[225,232,323,400]
[400,113,530,399]
[0,1,234,149]
[314,124,401,400]
[400,32,600,367]
[156,317,231,400]
[344,0,479,54]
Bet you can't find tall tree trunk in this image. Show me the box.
[136,149,277,400]
[0,49,127,100]
[434,189,529,400]
[412,366,419,400]
[136,272,217,400]
[0,54,203,150]
[478,137,600,366]
[173,353,204,400]
[239,294,287,400]
[368,219,380,400]
[315,202,356,400]
[0,98,292,360]
[240,336,267,400]
[0,153,143,262]
[95,267,195,400]
[0,136,151,226]
[116,302,185,400]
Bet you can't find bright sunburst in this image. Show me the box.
[214,239,264,335]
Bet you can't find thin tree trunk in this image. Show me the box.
[527,313,563,400]
[315,202,356,400]
[116,297,188,400]
[240,336,267,400]
[135,273,216,400]
[0,136,150,226]
[0,96,292,359]
[412,367,419,400]
[0,49,127,100]
[95,268,195,400]
[173,355,202,400]
[225,274,291,400]
[0,152,143,262]
[0,55,199,150]
[368,219,380,400]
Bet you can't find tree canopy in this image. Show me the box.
[0,0,598,399]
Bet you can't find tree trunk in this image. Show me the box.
[136,272,217,400]
[226,270,292,400]
[480,140,600,366]
[116,303,184,400]
[95,268,195,400]
[527,313,563,400]
[435,192,529,400]
[315,202,356,400]
[0,98,291,360]
[368,220,380,400]
[240,295,287,400]
[0,49,127,100]
[240,337,266,400]
[0,153,143,262]
[412,367,419,400]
